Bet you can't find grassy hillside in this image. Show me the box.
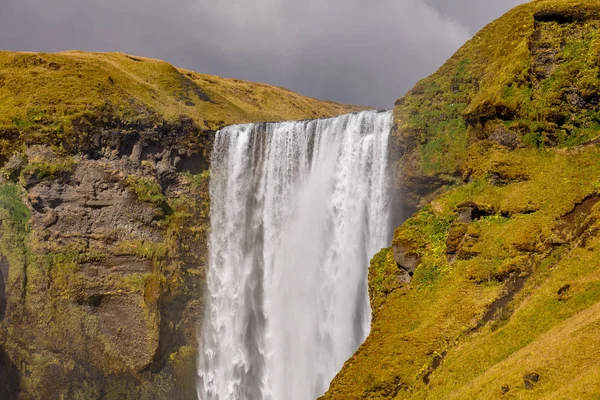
[324,0,600,398]
[0,51,364,159]
[392,0,600,211]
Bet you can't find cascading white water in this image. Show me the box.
[198,110,393,400]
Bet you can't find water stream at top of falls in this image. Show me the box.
[198,110,394,400]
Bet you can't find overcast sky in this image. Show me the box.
[0,0,528,108]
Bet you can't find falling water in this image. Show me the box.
[198,110,393,400]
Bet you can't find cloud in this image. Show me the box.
[0,0,528,108]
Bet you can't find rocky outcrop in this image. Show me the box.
[0,127,211,398]
[323,1,600,399]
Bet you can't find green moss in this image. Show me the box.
[394,0,600,186]
[20,157,76,181]
[124,175,168,210]
[368,248,399,320]
[0,184,30,229]
[165,170,210,259]
[114,240,168,261]
[0,184,31,307]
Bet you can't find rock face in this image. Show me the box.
[0,133,210,399]
[0,51,361,399]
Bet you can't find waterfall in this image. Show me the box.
[198,110,393,400]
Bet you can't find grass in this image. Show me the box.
[0,184,30,229]
[393,0,600,188]
[323,139,600,398]
[0,51,365,159]
[124,175,168,209]
[20,157,76,181]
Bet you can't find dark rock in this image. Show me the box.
[0,346,20,400]
[422,351,447,384]
[558,284,571,301]
[534,9,585,24]
[488,126,519,150]
[394,97,405,107]
[456,201,494,222]
[0,257,7,322]
[564,89,587,109]
[524,372,540,390]
[393,240,420,278]
[557,284,571,296]
[501,385,510,394]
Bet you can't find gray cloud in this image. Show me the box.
[0,0,528,108]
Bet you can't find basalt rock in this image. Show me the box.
[0,139,210,399]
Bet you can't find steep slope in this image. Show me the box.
[0,51,362,400]
[324,1,600,398]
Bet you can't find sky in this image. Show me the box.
[0,0,528,108]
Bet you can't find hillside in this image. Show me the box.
[0,52,360,400]
[324,0,600,398]
[0,51,364,159]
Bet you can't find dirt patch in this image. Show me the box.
[556,195,600,241]
[422,351,448,384]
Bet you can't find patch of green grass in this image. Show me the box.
[20,157,76,181]
[124,175,168,209]
[0,183,30,229]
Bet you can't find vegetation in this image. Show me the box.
[0,51,365,159]
[324,0,600,398]
[394,0,600,206]
[0,48,362,398]
[325,142,600,399]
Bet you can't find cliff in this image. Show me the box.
[0,51,362,399]
[324,0,600,398]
